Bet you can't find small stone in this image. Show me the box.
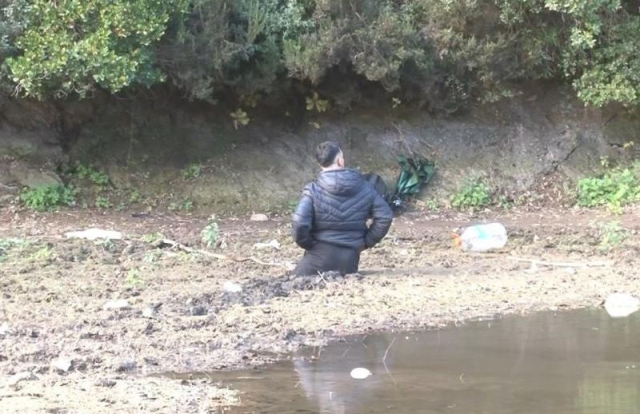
[142,307,157,319]
[190,306,207,316]
[222,281,243,293]
[103,299,130,310]
[0,322,12,336]
[8,371,37,388]
[525,262,539,274]
[95,378,117,388]
[250,213,269,222]
[116,360,137,372]
[51,358,73,373]
[253,239,281,251]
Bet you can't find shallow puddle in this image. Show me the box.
[189,309,640,413]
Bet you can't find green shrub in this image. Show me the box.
[75,164,110,187]
[597,220,628,252]
[125,268,144,287]
[577,167,640,213]
[7,0,188,98]
[201,217,219,248]
[182,163,202,180]
[451,180,492,211]
[95,196,112,209]
[20,185,76,211]
[3,0,640,109]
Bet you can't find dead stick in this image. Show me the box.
[505,256,611,268]
[159,239,287,268]
[470,252,612,268]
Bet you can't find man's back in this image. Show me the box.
[292,169,393,252]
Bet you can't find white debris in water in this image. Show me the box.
[604,293,640,318]
[350,368,372,379]
[253,239,281,251]
[65,228,123,241]
[223,281,243,294]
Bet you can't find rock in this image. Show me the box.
[142,307,158,319]
[103,299,131,310]
[8,371,37,388]
[350,367,372,379]
[0,194,16,206]
[190,306,207,316]
[253,239,281,251]
[95,378,117,388]
[9,162,62,188]
[65,228,123,241]
[250,213,269,222]
[222,281,243,293]
[51,358,73,373]
[0,322,12,337]
[116,360,137,372]
[604,293,640,318]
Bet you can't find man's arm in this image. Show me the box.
[364,193,393,249]
[292,186,315,250]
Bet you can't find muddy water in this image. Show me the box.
[214,309,640,413]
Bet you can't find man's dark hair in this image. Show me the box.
[315,141,342,167]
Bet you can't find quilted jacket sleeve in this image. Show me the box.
[364,193,393,249]
[292,185,315,250]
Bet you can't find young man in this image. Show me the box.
[292,141,393,276]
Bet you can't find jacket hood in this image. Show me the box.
[317,169,364,197]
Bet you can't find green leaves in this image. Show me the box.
[6,0,188,98]
[451,179,492,211]
[20,184,77,211]
[577,167,640,213]
[0,0,639,109]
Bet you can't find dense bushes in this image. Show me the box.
[0,0,639,111]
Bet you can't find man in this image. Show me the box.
[292,141,393,276]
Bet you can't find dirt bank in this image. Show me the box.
[1,206,639,412]
[2,83,640,213]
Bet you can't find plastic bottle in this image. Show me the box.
[454,223,508,252]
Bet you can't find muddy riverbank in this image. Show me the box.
[1,207,639,412]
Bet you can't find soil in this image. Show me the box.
[1,205,640,413]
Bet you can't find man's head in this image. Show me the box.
[315,141,345,170]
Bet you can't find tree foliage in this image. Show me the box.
[4,0,187,98]
[0,0,638,110]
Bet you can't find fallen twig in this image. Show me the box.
[471,253,612,268]
[157,238,288,268]
[505,256,612,268]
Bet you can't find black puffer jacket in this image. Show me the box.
[292,169,393,250]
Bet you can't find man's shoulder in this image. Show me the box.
[302,181,317,196]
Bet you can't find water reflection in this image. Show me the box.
[294,336,395,414]
[230,309,640,413]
